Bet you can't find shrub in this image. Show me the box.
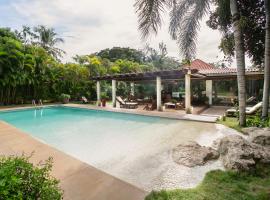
[59,93,70,103]
[0,155,63,200]
[246,115,270,128]
[101,92,109,100]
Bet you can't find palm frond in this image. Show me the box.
[173,0,210,59]
[135,0,171,39]
[169,0,195,40]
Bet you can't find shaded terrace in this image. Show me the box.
[90,59,264,115]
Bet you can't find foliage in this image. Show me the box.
[135,0,211,59]
[74,46,179,75]
[246,115,270,128]
[144,42,179,70]
[218,116,242,132]
[145,164,270,200]
[0,27,93,105]
[207,0,265,65]
[95,47,146,63]
[16,25,65,60]
[59,93,70,101]
[100,92,109,100]
[0,155,63,200]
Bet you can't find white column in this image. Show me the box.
[206,80,213,106]
[156,76,162,111]
[185,70,191,113]
[130,82,135,96]
[112,79,116,108]
[96,81,101,102]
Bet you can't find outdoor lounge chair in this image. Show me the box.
[81,96,88,104]
[116,96,138,109]
[143,100,157,111]
[226,102,263,116]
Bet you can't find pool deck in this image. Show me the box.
[65,103,218,123]
[0,121,147,200]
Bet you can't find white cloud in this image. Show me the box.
[5,0,227,65]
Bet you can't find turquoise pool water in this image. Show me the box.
[0,106,231,191]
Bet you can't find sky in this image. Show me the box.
[0,0,228,65]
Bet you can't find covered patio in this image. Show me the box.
[91,59,264,115]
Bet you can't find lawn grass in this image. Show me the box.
[145,165,270,200]
[217,117,242,132]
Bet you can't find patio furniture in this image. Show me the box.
[81,96,88,104]
[143,100,157,111]
[164,101,185,110]
[246,96,257,105]
[116,96,138,109]
[226,102,263,116]
[164,102,176,109]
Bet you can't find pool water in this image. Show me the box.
[0,106,235,191]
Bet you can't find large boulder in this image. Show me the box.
[172,141,219,167]
[242,127,261,135]
[218,135,270,171]
[248,128,270,147]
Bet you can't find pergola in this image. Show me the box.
[90,59,264,114]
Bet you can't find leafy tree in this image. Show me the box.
[207,0,265,66]
[145,42,179,70]
[95,47,146,63]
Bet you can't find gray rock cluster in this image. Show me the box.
[172,127,270,171]
[243,127,270,147]
[172,141,219,167]
[218,134,270,171]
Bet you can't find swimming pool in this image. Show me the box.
[0,106,234,191]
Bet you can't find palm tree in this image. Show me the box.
[230,0,246,126]
[135,0,247,126]
[262,0,270,119]
[33,25,65,60]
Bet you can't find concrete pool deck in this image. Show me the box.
[0,121,147,200]
[64,103,219,123]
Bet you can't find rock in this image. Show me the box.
[218,135,270,171]
[249,128,270,146]
[242,127,261,135]
[172,141,219,167]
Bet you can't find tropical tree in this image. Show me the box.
[144,42,179,70]
[95,47,146,63]
[135,0,247,125]
[207,0,265,66]
[230,0,246,126]
[33,25,65,60]
[262,0,270,118]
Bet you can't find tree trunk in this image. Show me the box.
[262,0,270,118]
[230,0,246,126]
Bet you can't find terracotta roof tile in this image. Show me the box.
[183,59,261,75]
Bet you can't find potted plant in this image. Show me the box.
[60,93,71,104]
[101,93,108,107]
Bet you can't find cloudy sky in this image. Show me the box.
[0,0,226,64]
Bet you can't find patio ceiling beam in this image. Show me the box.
[90,69,195,82]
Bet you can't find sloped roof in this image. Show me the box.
[183,59,262,76]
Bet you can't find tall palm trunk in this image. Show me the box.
[262,0,270,118]
[230,0,246,126]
